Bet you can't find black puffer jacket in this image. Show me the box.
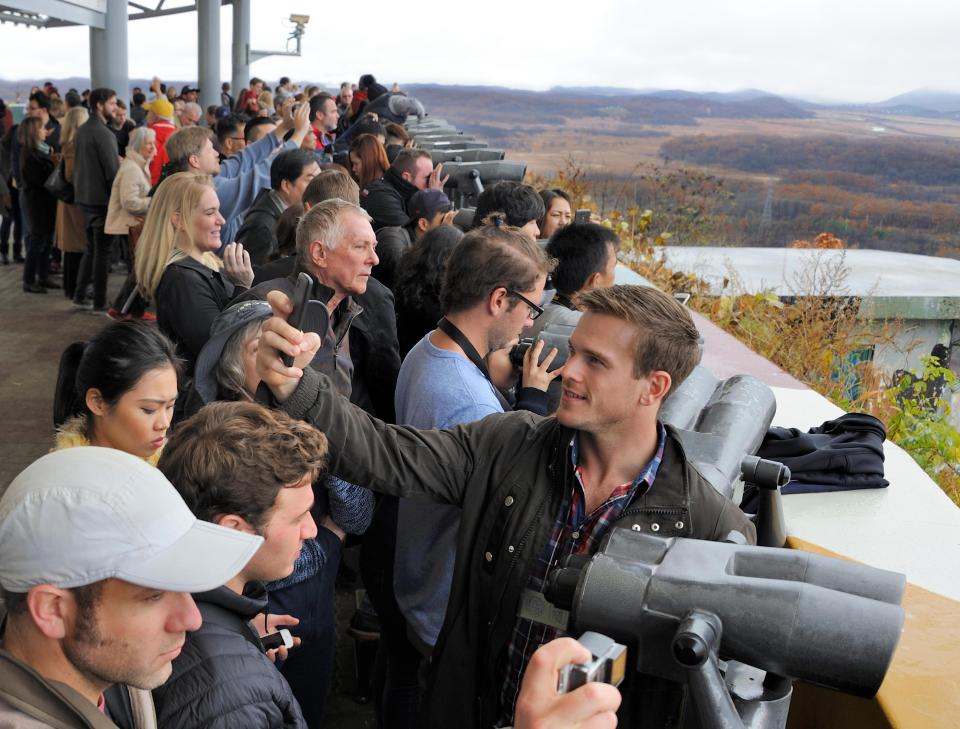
[152,584,306,729]
[360,168,418,231]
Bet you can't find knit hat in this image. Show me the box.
[143,97,175,119]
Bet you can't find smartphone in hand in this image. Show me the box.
[281,272,314,367]
[261,628,294,651]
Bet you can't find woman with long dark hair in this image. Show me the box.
[393,224,465,357]
[348,133,390,190]
[538,187,572,240]
[18,116,58,293]
[53,320,181,463]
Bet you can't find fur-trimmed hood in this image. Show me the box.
[53,416,163,466]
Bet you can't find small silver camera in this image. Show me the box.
[557,632,627,693]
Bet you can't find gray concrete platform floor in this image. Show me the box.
[0,260,374,729]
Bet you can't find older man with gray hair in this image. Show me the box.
[234,199,381,399]
[178,101,202,128]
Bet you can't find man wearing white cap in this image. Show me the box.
[0,447,263,729]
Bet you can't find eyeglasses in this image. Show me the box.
[507,289,544,320]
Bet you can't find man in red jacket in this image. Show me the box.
[144,97,177,185]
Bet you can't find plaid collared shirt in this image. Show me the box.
[497,422,667,726]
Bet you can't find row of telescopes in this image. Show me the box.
[404,117,527,210]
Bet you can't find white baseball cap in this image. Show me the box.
[0,447,263,593]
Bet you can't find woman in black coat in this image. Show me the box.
[18,116,58,293]
[133,171,253,378]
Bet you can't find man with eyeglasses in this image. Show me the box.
[356,224,553,721]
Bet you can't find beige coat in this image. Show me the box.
[104,151,152,236]
[54,141,87,254]
[0,646,157,729]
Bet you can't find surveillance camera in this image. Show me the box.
[290,13,309,24]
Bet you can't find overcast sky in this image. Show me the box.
[1,0,958,102]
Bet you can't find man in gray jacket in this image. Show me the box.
[72,87,121,311]
[162,100,312,247]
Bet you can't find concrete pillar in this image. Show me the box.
[231,0,251,108]
[89,0,129,102]
[198,0,221,114]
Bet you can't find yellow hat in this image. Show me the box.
[143,97,174,118]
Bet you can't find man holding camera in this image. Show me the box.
[374,224,553,722]
[256,283,756,728]
[361,148,447,231]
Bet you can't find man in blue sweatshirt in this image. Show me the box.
[162,100,312,246]
[387,224,553,721]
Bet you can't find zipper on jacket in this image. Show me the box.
[621,505,686,517]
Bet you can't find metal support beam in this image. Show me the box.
[197,0,220,113]
[231,0,250,108]
[0,0,105,28]
[89,0,128,101]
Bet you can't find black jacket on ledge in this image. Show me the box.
[152,583,306,729]
[235,187,286,265]
[359,167,418,231]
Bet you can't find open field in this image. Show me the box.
[499,110,960,177]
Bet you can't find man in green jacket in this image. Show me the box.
[256,283,757,729]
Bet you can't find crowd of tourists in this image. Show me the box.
[0,73,756,729]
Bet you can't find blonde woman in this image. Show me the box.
[257,90,274,118]
[54,106,88,299]
[105,126,156,320]
[134,171,253,375]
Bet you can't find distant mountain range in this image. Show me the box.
[3,77,959,121]
[544,85,960,118]
[403,84,813,138]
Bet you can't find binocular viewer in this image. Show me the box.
[438,160,528,204]
[429,148,506,163]
[545,528,905,728]
[406,116,449,128]
[411,133,476,144]
[418,139,489,151]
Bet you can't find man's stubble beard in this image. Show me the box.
[62,609,177,691]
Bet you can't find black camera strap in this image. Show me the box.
[437,317,511,410]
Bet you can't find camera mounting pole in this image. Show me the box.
[248,14,308,63]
